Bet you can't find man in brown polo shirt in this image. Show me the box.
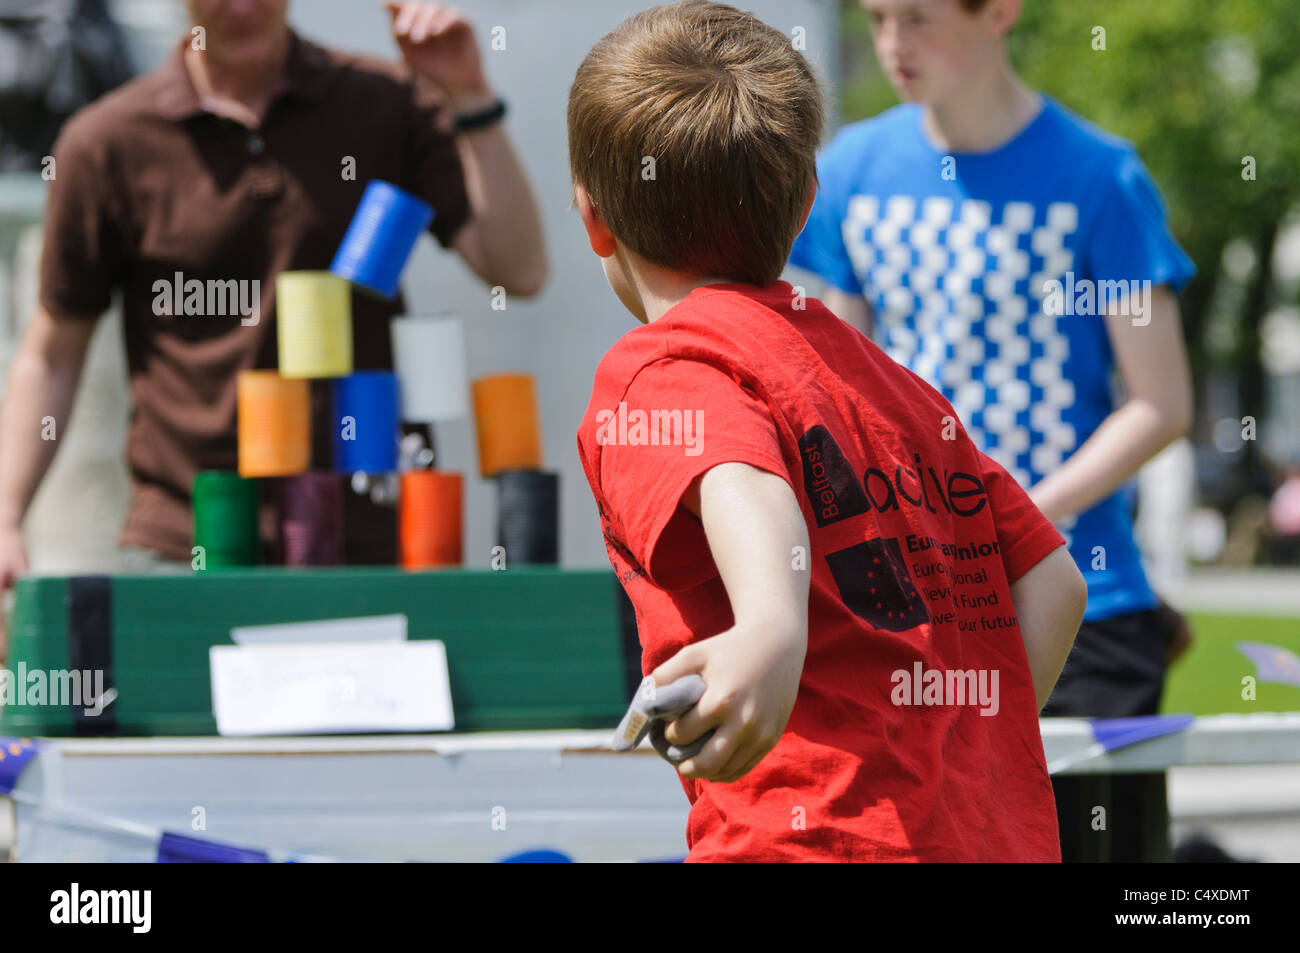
[0,1,546,592]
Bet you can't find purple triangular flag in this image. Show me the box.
[0,736,40,795]
[157,832,269,863]
[1237,641,1300,689]
[1090,713,1194,752]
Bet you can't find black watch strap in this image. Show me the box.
[454,98,507,133]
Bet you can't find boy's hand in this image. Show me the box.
[652,619,806,784]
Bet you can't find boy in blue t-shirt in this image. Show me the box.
[790,0,1195,861]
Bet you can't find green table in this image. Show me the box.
[2,567,638,736]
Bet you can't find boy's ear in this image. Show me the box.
[574,184,619,258]
[797,176,818,234]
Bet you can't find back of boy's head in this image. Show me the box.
[568,0,825,286]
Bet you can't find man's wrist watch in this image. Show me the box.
[453,98,507,133]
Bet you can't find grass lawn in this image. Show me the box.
[1163,613,1300,715]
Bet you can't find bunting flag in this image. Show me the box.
[1091,713,1196,750]
[1046,713,1195,775]
[499,848,573,863]
[0,736,40,795]
[157,832,270,864]
[1237,641,1300,690]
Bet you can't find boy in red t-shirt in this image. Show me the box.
[568,0,1087,862]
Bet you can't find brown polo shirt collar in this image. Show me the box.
[152,29,332,121]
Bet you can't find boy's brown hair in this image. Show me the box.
[568,0,825,286]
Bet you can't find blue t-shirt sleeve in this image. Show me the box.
[789,131,864,295]
[1084,148,1195,292]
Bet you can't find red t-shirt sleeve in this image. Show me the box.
[597,357,789,591]
[978,450,1067,584]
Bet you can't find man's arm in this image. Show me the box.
[823,286,873,338]
[0,307,97,589]
[1009,544,1088,711]
[388,2,547,297]
[446,94,548,297]
[1028,284,1192,523]
[651,462,810,783]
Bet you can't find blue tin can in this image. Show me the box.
[333,371,400,473]
[330,180,434,299]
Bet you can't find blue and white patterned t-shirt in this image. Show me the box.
[790,95,1195,621]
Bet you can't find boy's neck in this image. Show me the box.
[640,277,736,324]
[623,250,737,324]
[920,61,1041,154]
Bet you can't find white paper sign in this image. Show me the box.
[210,641,454,736]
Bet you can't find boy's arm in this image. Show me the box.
[652,462,810,783]
[1009,544,1088,711]
[1027,287,1193,525]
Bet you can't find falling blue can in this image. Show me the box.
[330,180,434,299]
[333,371,400,473]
